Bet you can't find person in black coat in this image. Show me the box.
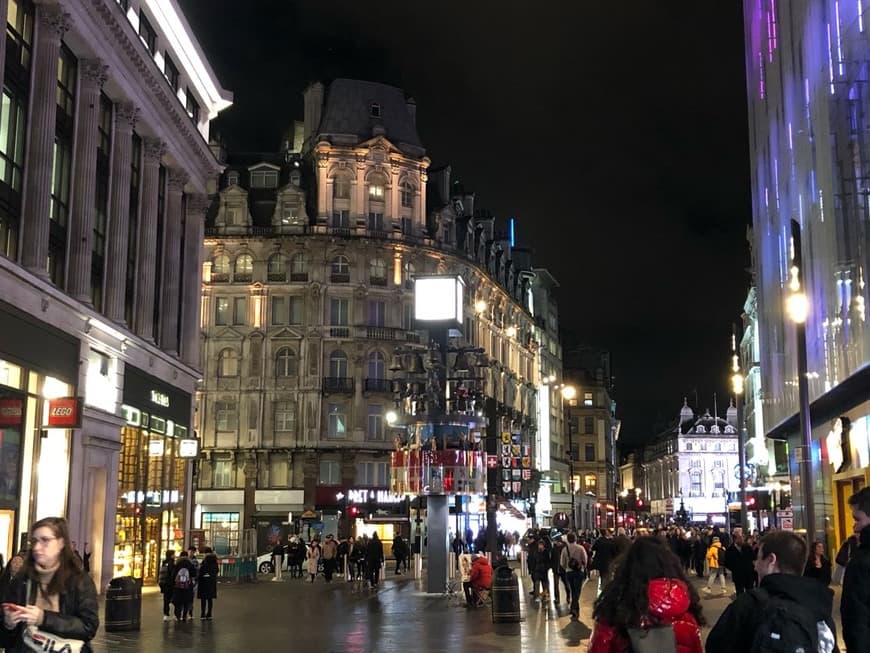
[171,550,196,622]
[804,541,832,586]
[197,547,219,619]
[157,549,176,621]
[365,533,384,588]
[841,488,870,652]
[0,517,99,653]
[707,531,838,653]
[724,532,756,595]
[531,539,551,600]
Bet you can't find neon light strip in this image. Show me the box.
[799,194,804,223]
[820,189,826,222]
[767,10,774,62]
[770,0,778,52]
[788,123,793,150]
[805,78,811,121]
[860,0,865,32]
[835,1,845,75]
[774,159,780,209]
[827,24,836,93]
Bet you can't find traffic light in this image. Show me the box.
[746,494,756,509]
[348,506,358,517]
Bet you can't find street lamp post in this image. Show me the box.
[561,385,577,529]
[731,325,747,532]
[786,219,815,542]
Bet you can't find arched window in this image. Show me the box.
[290,253,307,282]
[218,348,239,377]
[369,258,386,285]
[267,254,286,281]
[368,173,386,200]
[212,254,230,282]
[329,350,348,378]
[367,351,385,380]
[234,254,253,282]
[275,348,297,378]
[400,181,414,208]
[333,175,351,200]
[330,255,350,282]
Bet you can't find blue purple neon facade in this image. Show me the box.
[743,0,870,543]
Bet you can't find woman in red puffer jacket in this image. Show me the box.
[588,536,705,653]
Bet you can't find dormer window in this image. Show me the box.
[370,103,381,117]
[250,168,278,189]
[368,173,386,200]
[227,171,239,186]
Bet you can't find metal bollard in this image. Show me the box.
[448,552,456,579]
[413,553,422,578]
[518,550,527,577]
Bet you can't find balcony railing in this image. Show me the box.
[369,276,387,287]
[329,326,350,338]
[290,272,308,282]
[323,377,354,394]
[355,326,420,342]
[364,378,391,393]
[330,273,351,283]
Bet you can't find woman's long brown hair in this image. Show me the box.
[22,516,83,599]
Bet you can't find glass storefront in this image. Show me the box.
[0,357,73,564]
[114,365,193,583]
[114,408,189,581]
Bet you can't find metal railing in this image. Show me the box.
[323,377,354,394]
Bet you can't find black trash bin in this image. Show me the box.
[104,576,141,632]
[491,566,521,623]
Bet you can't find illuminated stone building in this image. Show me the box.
[196,79,541,548]
[0,0,231,588]
[641,401,739,526]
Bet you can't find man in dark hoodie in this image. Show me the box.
[707,530,838,653]
[842,486,870,652]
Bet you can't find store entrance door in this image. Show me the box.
[836,477,865,544]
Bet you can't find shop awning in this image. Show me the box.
[765,363,870,441]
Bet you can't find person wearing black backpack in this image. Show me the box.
[706,531,838,653]
[842,486,870,652]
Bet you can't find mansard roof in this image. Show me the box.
[318,79,424,155]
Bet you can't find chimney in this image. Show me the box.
[438,165,451,204]
[406,97,417,127]
[303,82,325,147]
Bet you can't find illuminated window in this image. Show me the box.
[234,254,253,282]
[212,255,230,281]
[369,258,386,284]
[213,461,234,488]
[368,174,386,200]
[327,405,346,439]
[584,474,597,494]
[583,392,593,407]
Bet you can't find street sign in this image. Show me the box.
[777,510,794,531]
[486,455,498,469]
[794,446,809,463]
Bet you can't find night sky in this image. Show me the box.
[178,0,752,448]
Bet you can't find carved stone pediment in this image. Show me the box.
[211,327,246,340]
[272,327,303,340]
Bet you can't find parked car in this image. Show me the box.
[257,549,289,574]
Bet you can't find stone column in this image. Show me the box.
[103,102,138,323]
[159,169,187,355]
[133,137,165,341]
[20,4,70,276]
[181,193,210,367]
[67,59,108,302]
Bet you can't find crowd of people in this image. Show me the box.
[544,484,870,652]
[268,531,398,589]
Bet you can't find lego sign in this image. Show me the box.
[46,397,82,428]
[0,398,23,426]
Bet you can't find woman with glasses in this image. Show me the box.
[0,516,99,652]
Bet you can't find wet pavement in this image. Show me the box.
[86,567,837,652]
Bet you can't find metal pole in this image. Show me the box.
[796,320,816,542]
[568,403,575,531]
[736,392,747,531]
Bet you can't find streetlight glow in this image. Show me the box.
[474,299,487,314]
[386,410,398,425]
[561,385,577,401]
[785,291,809,324]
